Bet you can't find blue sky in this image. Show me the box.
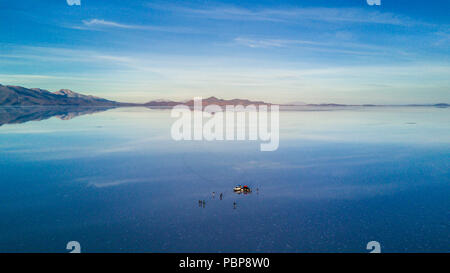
[0,0,449,104]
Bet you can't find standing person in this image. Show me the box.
[219,193,223,200]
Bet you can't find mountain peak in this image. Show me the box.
[54,89,83,98]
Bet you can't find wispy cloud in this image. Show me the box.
[2,44,448,104]
[232,155,384,171]
[77,18,193,33]
[234,37,322,48]
[232,37,407,57]
[433,31,450,46]
[148,4,418,26]
[74,174,186,188]
[82,19,137,29]
[0,74,56,79]
[72,176,151,188]
[88,178,148,188]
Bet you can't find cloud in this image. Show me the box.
[433,31,450,46]
[2,44,448,105]
[75,174,185,188]
[234,37,322,48]
[0,74,56,79]
[88,178,147,188]
[232,155,380,171]
[82,19,137,29]
[66,0,81,6]
[72,177,149,188]
[232,37,405,57]
[79,19,193,33]
[148,4,418,26]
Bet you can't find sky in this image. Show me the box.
[0,0,449,104]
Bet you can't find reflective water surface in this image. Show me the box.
[0,106,449,252]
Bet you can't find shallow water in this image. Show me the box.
[0,106,449,252]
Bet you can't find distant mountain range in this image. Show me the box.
[0,84,270,107]
[0,84,448,107]
[0,84,122,106]
[144,96,268,107]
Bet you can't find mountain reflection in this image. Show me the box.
[0,106,113,126]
